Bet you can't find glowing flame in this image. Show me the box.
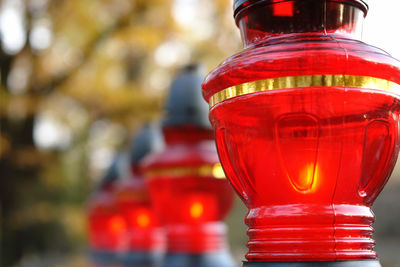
[108,215,126,234]
[137,213,151,228]
[292,163,319,193]
[189,201,204,218]
[300,163,314,189]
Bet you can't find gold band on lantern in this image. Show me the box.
[209,74,400,108]
[145,163,226,179]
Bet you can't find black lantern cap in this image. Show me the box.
[234,0,368,17]
[97,153,126,190]
[162,64,212,130]
[130,123,164,166]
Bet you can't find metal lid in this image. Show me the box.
[162,64,212,130]
[234,0,368,17]
[130,124,164,166]
[97,153,127,190]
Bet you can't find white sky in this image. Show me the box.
[363,0,400,60]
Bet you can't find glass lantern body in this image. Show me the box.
[202,0,400,262]
[87,185,125,253]
[114,175,164,253]
[142,127,234,254]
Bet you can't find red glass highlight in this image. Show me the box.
[203,0,400,262]
[142,127,234,253]
[114,177,164,252]
[273,1,294,17]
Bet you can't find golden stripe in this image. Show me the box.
[145,163,225,179]
[209,75,400,108]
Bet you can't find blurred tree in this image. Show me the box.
[0,0,241,266]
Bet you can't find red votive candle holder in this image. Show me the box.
[143,127,233,254]
[202,0,400,266]
[142,65,235,267]
[87,160,125,266]
[114,177,164,264]
[114,124,165,266]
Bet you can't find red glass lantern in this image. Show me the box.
[87,158,125,266]
[114,178,164,264]
[202,0,400,266]
[113,124,165,266]
[142,65,235,267]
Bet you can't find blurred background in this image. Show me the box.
[0,0,399,266]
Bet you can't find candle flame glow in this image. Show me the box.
[189,201,204,218]
[137,213,151,228]
[108,215,126,234]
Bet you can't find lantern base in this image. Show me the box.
[119,251,163,267]
[243,260,381,267]
[163,251,235,267]
[89,250,120,266]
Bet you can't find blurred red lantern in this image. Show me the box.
[114,124,165,266]
[87,156,125,266]
[202,0,400,266]
[114,177,164,265]
[142,65,235,267]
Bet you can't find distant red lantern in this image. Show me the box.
[87,158,124,265]
[113,124,165,266]
[202,0,400,266]
[114,177,164,265]
[144,127,232,252]
[142,65,235,267]
[88,125,165,266]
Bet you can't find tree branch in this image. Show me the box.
[36,9,136,95]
